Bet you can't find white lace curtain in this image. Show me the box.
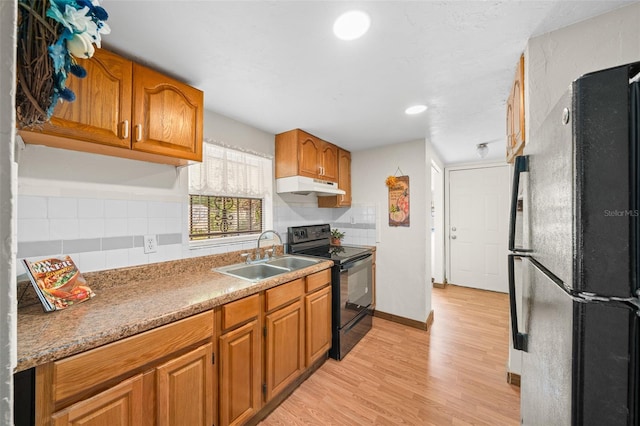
[189,140,273,197]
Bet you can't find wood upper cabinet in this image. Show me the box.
[51,374,144,426]
[156,343,214,426]
[264,279,305,401]
[19,49,203,165]
[43,48,132,149]
[506,54,525,164]
[132,63,203,161]
[318,148,351,208]
[275,129,339,183]
[218,295,262,426]
[304,270,332,366]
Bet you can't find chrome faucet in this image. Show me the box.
[256,230,283,261]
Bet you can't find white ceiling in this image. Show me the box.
[102,0,635,163]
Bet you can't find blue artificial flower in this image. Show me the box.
[59,87,76,102]
[48,42,67,72]
[69,64,87,78]
[92,6,108,21]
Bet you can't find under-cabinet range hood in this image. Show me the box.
[276,176,346,196]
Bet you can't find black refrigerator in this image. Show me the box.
[508,61,640,425]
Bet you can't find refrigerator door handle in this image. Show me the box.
[509,155,531,253]
[508,253,528,351]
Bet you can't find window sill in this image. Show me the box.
[188,234,259,251]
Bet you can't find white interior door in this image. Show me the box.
[448,166,509,292]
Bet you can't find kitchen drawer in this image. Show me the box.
[305,269,331,293]
[221,294,260,331]
[266,279,303,312]
[52,310,213,402]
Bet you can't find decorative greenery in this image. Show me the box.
[16,0,110,128]
[331,228,345,240]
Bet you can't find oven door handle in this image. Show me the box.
[340,253,372,271]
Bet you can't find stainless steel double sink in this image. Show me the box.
[215,256,322,282]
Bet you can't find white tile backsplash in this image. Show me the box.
[104,218,128,237]
[148,217,166,234]
[127,218,147,235]
[18,218,49,242]
[105,248,130,269]
[78,251,106,272]
[165,217,183,234]
[78,199,104,218]
[127,200,147,218]
[18,196,47,218]
[50,219,80,240]
[105,199,127,218]
[48,197,77,218]
[79,218,105,239]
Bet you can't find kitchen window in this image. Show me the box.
[189,195,262,240]
[189,140,273,244]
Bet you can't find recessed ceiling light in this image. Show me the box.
[405,105,428,115]
[333,11,371,41]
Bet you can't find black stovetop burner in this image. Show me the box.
[286,224,371,264]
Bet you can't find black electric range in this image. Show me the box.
[287,224,373,360]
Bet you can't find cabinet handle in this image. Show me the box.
[121,120,128,139]
[135,124,142,142]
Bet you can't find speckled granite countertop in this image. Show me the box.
[16,250,332,373]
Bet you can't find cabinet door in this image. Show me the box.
[320,143,339,182]
[46,49,132,148]
[132,63,203,161]
[305,285,332,366]
[317,148,350,208]
[156,343,214,426]
[506,54,525,164]
[337,149,351,205]
[298,134,322,179]
[51,374,143,426]
[265,300,304,401]
[219,320,261,426]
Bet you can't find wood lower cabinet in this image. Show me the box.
[264,279,305,402]
[219,294,262,426]
[19,48,203,165]
[305,285,332,366]
[35,268,334,426]
[156,343,214,426]
[265,299,305,401]
[35,311,214,426]
[51,374,144,426]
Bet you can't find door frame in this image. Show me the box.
[444,161,507,284]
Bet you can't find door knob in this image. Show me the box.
[451,235,457,239]
[451,227,456,231]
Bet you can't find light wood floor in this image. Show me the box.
[259,285,520,425]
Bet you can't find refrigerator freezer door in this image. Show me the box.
[573,65,635,298]
[520,256,573,426]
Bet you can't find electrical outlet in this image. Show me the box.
[144,234,157,254]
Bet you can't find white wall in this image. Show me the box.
[525,2,640,144]
[0,1,17,424]
[352,139,432,323]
